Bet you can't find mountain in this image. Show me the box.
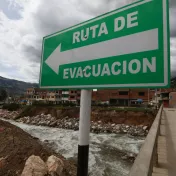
[0,76,38,95]
[0,76,175,96]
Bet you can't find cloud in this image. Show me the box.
[170,8,176,37]
[170,0,176,41]
[171,37,176,77]
[170,0,176,77]
[0,0,176,83]
[170,0,176,7]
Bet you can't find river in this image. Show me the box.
[5,120,144,176]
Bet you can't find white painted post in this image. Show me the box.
[77,89,92,176]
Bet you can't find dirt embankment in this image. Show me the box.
[0,120,76,176]
[18,106,156,127]
[91,109,155,127]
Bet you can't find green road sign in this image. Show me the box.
[40,0,170,89]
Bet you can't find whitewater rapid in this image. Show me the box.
[5,120,144,176]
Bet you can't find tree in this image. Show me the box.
[171,77,176,88]
[0,89,8,101]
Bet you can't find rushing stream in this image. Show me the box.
[5,120,144,176]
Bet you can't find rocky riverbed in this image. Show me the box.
[0,109,149,136]
[0,109,19,119]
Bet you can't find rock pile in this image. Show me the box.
[16,113,149,136]
[21,155,65,176]
[91,121,148,136]
[0,109,149,136]
[0,109,19,120]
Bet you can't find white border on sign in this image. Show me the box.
[39,0,168,88]
[163,0,168,86]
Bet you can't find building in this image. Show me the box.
[169,92,176,108]
[26,88,62,104]
[61,90,69,102]
[25,87,176,106]
[151,88,176,107]
[92,89,154,106]
[26,88,48,104]
[69,90,81,103]
[46,90,62,104]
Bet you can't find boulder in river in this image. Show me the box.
[46,155,64,176]
[21,155,47,176]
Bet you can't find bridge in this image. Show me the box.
[129,105,176,176]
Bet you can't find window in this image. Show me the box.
[63,94,69,97]
[138,92,145,96]
[119,91,128,95]
[70,96,75,99]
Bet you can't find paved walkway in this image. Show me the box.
[152,108,176,176]
[164,108,176,176]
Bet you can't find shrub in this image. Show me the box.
[32,101,48,106]
[2,103,20,111]
[62,101,76,107]
[15,105,32,119]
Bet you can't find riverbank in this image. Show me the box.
[0,106,156,136]
[4,119,144,176]
[0,119,76,176]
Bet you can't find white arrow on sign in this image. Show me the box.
[45,29,158,74]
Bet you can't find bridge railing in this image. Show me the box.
[129,104,163,176]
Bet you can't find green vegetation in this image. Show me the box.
[16,103,155,120]
[15,105,32,119]
[16,103,77,119]
[171,77,176,88]
[2,103,20,111]
[32,101,76,107]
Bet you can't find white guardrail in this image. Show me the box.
[129,104,163,176]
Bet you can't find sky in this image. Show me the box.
[0,0,175,83]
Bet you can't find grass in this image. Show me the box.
[16,104,154,120]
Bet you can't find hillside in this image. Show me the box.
[0,76,38,95]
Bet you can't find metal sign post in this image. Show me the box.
[77,90,92,176]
